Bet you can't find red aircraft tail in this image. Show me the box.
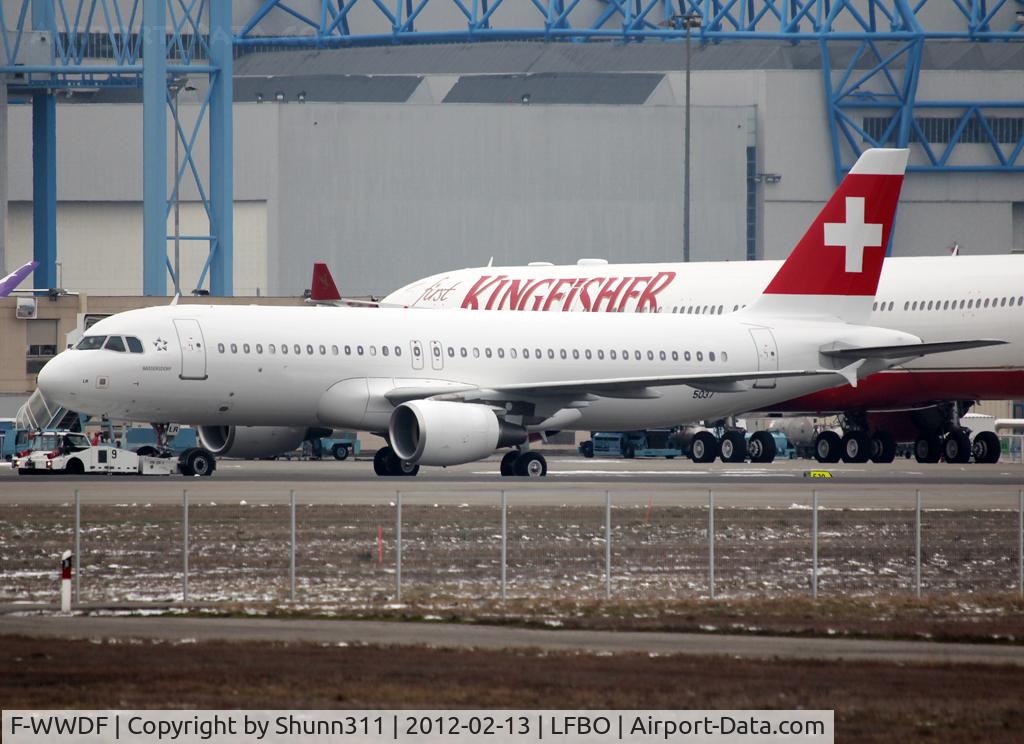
[310,262,342,302]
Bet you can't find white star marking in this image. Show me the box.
[823,196,883,273]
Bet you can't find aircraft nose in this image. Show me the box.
[36,352,76,408]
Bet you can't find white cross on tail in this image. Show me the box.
[823,196,883,273]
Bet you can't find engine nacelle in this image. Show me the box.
[389,400,526,466]
[197,425,309,459]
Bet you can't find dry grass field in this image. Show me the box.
[3,634,1024,743]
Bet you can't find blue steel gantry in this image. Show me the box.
[2,1,1023,295]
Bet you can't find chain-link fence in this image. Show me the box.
[2,489,1022,606]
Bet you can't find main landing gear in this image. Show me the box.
[813,429,896,464]
[689,429,777,464]
[373,446,420,477]
[500,450,548,477]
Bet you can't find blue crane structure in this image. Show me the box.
[1,1,1022,295]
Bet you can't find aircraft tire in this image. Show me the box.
[373,448,390,476]
[943,430,972,464]
[869,431,897,463]
[748,431,776,463]
[814,431,842,464]
[972,431,1001,464]
[384,448,419,476]
[500,451,518,476]
[914,435,942,464]
[719,431,747,463]
[689,431,719,463]
[514,452,547,477]
[841,431,871,463]
[188,450,216,477]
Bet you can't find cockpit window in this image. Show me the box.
[105,336,127,352]
[76,336,106,350]
[126,337,144,353]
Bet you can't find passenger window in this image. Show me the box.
[230,343,238,354]
[473,348,480,358]
[597,350,604,360]
[547,349,554,359]
[497,348,505,359]
[509,348,517,359]
[942,301,948,310]
[357,345,364,355]
[709,351,716,362]
[485,348,492,358]
[523,349,530,359]
[968,300,974,308]
[241,343,249,353]
[684,351,692,361]
[560,349,567,359]
[105,336,126,352]
[536,348,543,359]
[733,305,739,312]
[294,345,301,354]
[395,346,402,357]
[1001,297,1007,307]
[647,351,654,361]
[126,337,144,353]
[369,346,377,356]
[610,350,617,360]
[722,351,728,362]
[572,349,579,360]
[622,349,629,359]
[696,351,704,361]
[344,345,351,355]
[911,301,918,310]
[984,298,990,308]
[382,346,389,356]
[904,301,910,310]
[926,301,933,310]
[634,350,641,360]
[448,347,455,357]
[659,351,666,361]
[218,343,225,354]
[269,344,276,354]
[319,345,326,355]
[671,351,679,361]
[331,345,338,355]
[872,302,877,311]
[1011,297,1017,307]
[585,350,592,360]
[718,305,724,314]
[281,344,288,355]
[307,345,315,355]
[461,347,468,358]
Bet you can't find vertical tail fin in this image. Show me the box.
[745,148,908,322]
[310,262,342,302]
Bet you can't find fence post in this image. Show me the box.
[605,490,611,599]
[811,489,818,599]
[289,489,296,603]
[182,489,189,603]
[500,490,507,603]
[395,491,402,602]
[708,490,715,599]
[1019,489,1023,598]
[74,489,81,604]
[914,489,921,599]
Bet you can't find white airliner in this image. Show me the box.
[371,232,1023,466]
[33,149,999,477]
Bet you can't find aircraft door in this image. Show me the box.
[749,328,778,389]
[429,340,444,371]
[173,319,208,380]
[410,340,424,370]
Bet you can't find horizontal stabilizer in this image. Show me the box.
[821,339,1006,360]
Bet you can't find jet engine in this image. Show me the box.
[389,400,526,466]
[197,425,310,459]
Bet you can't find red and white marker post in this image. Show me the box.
[60,550,73,613]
